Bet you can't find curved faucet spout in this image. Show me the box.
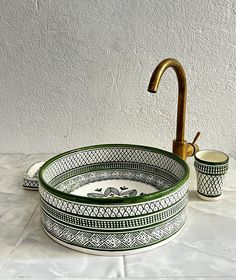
[148,58,187,142]
[148,58,200,160]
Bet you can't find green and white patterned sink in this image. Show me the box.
[39,144,189,255]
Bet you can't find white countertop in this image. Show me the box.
[0,154,235,279]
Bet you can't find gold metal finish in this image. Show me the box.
[148,58,200,160]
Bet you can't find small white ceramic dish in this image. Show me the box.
[23,161,45,190]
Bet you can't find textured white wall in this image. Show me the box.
[0,0,235,157]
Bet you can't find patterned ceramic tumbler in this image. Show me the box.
[194,150,229,201]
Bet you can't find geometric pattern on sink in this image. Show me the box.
[39,183,188,218]
[40,194,188,230]
[39,144,189,255]
[42,208,187,253]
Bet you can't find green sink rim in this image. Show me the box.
[38,143,190,205]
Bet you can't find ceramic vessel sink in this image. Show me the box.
[39,144,189,255]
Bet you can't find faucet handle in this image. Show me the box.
[191,131,201,155]
[192,131,201,145]
[186,131,201,158]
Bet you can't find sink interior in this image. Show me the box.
[43,146,185,200]
[54,168,176,198]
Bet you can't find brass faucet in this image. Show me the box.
[148,58,200,160]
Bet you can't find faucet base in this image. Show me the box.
[173,140,188,160]
[173,140,198,160]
